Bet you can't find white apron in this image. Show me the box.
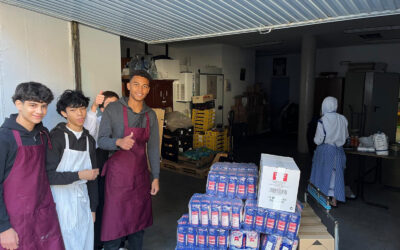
[51,133,94,250]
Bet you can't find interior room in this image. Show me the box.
[1,1,400,250]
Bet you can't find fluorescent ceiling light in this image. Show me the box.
[344,25,400,34]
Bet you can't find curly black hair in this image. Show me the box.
[56,90,90,116]
[12,82,54,104]
[130,70,153,82]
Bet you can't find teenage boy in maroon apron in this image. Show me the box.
[98,70,160,250]
[0,82,64,250]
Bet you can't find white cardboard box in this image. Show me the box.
[257,154,300,213]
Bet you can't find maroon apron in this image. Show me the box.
[0,130,64,250]
[101,106,153,241]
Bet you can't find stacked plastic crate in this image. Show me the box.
[205,129,225,151]
[192,109,215,132]
[192,108,215,150]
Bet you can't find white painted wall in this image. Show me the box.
[170,44,224,72]
[316,43,400,76]
[170,44,256,125]
[0,2,74,129]
[80,24,122,100]
[221,45,256,124]
[0,3,122,130]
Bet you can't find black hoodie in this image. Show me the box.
[0,114,50,233]
[46,123,98,213]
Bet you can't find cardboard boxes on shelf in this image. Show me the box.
[192,94,214,104]
[257,154,300,213]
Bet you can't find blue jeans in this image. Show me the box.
[103,230,144,250]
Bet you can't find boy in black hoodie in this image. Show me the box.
[46,90,99,250]
[0,82,64,250]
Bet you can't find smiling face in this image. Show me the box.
[61,106,87,131]
[127,75,150,103]
[15,100,48,129]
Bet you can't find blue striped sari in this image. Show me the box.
[310,143,346,202]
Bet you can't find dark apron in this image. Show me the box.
[1,130,64,250]
[101,106,153,241]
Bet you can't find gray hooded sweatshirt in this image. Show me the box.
[98,97,160,179]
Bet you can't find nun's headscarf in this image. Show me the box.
[315,96,348,147]
[321,96,338,115]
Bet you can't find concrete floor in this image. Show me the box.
[143,133,400,250]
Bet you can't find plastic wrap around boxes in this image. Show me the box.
[206,163,258,200]
[176,158,303,250]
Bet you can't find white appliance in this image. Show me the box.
[173,72,194,116]
[173,72,194,102]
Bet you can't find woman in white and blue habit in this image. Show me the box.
[310,96,348,206]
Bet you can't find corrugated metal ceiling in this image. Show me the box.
[2,0,400,44]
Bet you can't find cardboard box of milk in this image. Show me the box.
[257,154,300,213]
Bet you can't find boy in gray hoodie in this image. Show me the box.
[98,70,159,250]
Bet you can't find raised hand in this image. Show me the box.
[90,91,105,112]
[116,132,135,150]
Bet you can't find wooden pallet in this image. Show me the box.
[161,153,228,179]
[177,154,214,168]
[161,159,210,179]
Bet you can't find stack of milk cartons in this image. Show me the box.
[176,154,302,250]
[176,162,261,250]
[207,163,261,250]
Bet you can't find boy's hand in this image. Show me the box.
[151,179,159,196]
[0,228,19,250]
[78,169,99,181]
[90,91,105,112]
[95,91,105,106]
[92,212,96,223]
[116,132,135,150]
